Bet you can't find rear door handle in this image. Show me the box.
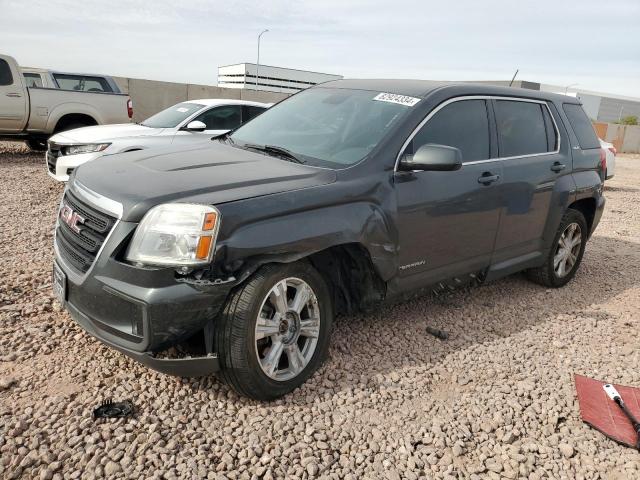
[6,92,22,98]
[478,172,500,185]
[550,162,566,172]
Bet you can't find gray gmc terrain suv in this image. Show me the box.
[53,80,605,400]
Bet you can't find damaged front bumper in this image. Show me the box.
[53,184,235,376]
[66,300,222,376]
[56,247,234,376]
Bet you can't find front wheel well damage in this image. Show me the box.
[170,244,386,357]
[306,244,386,316]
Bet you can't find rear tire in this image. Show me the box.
[215,262,333,400]
[526,209,588,288]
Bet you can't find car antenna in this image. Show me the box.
[509,69,519,87]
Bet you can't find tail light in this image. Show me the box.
[127,98,133,119]
[599,148,607,179]
[608,146,617,156]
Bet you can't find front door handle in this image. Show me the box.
[6,92,22,98]
[478,172,500,185]
[550,162,566,172]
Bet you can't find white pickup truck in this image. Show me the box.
[0,54,132,150]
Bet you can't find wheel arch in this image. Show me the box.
[568,197,596,234]
[218,242,387,317]
[53,113,98,133]
[306,243,386,316]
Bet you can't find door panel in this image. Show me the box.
[395,162,503,285]
[0,56,27,132]
[493,156,561,258]
[491,99,572,263]
[394,98,503,289]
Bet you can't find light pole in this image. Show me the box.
[256,29,269,90]
[564,83,578,94]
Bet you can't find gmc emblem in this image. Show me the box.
[59,203,85,233]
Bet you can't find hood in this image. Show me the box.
[52,123,166,144]
[73,142,337,222]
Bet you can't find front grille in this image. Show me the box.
[55,190,116,273]
[47,142,63,174]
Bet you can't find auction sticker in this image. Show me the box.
[373,92,421,107]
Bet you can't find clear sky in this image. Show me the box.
[1,0,639,97]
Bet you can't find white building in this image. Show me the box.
[217,63,342,94]
[537,84,640,123]
[472,80,640,123]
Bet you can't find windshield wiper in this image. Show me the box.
[243,143,305,164]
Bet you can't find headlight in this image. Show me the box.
[64,143,111,155]
[126,203,220,267]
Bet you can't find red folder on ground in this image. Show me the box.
[575,374,640,449]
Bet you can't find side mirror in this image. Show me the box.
[399,144,463,172]
[184,120,206,132]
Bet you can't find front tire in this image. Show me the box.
[527,209,588,288]
[26,138,47,151]
[215,262,333,400]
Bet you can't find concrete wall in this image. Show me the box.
[593,122,640,153]
[621,125,640,153]
[111,76,289,122]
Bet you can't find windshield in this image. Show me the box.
[229,88,415,168]
[141,102,204,128]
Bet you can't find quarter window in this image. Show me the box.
[562,103,600,150]
[495,100,553,157]
[0,59,14,86]
[408,99,490,162]
[194,105,242,130]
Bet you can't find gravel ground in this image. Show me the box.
[0,140,639,480]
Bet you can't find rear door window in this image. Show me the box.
[494,100,551,157]
[0,59,14,86]
[562,103,600,150]
[409,99,490,162]
[53,74,112,92]
[194,105,242,130]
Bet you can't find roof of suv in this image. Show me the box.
[318,79,581,104]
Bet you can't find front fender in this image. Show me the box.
[215,191,397,282]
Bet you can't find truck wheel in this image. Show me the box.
[215,262,332,400]
[526,209,588,288]
[26,138,47,151]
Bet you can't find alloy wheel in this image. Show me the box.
[254,277,321,381]
[554,222,582,278]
